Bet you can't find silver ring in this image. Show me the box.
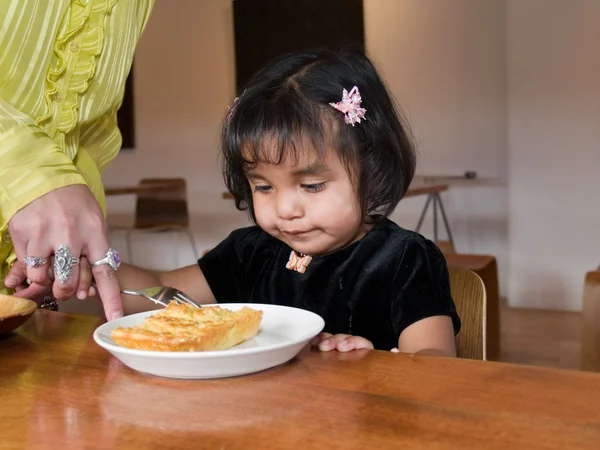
[23,256,48,269]
[54,244,80,284]
[91,248,121,271]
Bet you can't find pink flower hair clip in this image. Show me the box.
[225,89,248,125]
[329,86,367,126]
[224,96,240,125]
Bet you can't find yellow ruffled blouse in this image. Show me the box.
[0,0,154,293]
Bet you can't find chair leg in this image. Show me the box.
[185,229,199,261]
[436,193,455,250]
[415,194,433,233]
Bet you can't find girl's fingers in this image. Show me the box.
[336,336,374,353]
[312,333,375,352]
[318,334,351,352]
[310,332,332,347]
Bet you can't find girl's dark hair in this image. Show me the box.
[221,48,416,223]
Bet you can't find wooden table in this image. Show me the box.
[2,311,600,449]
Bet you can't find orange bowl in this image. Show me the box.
[0,294,37,335]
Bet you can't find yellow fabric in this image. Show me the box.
[0,0,154,293]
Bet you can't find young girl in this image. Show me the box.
[109,48,461,355]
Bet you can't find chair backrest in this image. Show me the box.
[448,267,486,360]
[581,270,600,372]
[443,253,500,361]
[134,178,190,229]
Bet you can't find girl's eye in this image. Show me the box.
[301,182,326,193]
[253,185,272,193]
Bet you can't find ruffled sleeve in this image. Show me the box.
[38,0,119,152]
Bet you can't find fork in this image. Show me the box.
[119,285,201,309]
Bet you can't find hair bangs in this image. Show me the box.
[233,95,334,171]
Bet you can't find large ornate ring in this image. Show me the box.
[91,248,121,271]
[23,256,48,269]
[54,244,80,284]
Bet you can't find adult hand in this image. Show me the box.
[10,256,96,304]
[5,185,122,320]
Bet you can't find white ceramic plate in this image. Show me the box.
[93,303,325,379]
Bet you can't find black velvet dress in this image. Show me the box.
[198,219,461,350]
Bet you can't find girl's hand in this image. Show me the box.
[310,332,374,352]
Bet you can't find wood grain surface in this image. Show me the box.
[2,310,600,449]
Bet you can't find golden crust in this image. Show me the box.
[111,303,263,352]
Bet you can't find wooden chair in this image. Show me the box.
[448,267,486,360]
[442,253,500,360]
[581,269,600,372]
[112,178,198,265]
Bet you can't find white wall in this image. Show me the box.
[103,0,252,261]
[365,0,507,178]
[507,0,600,310]
[365,0,509,297]
[101,0,599,311]
[104,0,238,216]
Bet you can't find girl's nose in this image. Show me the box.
[275,192,303,220]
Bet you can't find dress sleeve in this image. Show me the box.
[0,98,87,232]
[197,227,263,302]
[390,237,461,338]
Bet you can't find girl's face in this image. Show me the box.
[246,145,371,256]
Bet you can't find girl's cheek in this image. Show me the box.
[253,201,272,227]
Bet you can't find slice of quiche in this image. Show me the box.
[111,303,263,352]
